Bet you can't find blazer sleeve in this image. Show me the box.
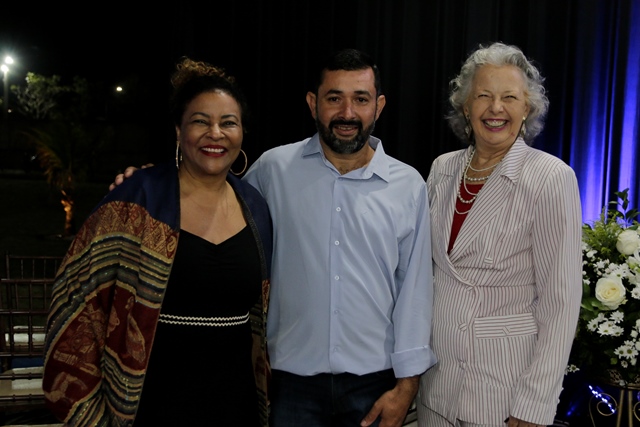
[510,164,583,424]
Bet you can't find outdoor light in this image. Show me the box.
[2,64,8,120]
[2,55,14,120]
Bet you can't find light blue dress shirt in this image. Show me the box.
[243,134,436,378]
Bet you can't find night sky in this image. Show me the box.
[0,8,171,88]
[0,8,176,165]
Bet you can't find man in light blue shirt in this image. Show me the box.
[108,48,435,427]
[244,49,436,427]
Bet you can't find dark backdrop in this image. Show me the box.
[0,1,637,421]
[163,0,639,222]
[1,0,637,221]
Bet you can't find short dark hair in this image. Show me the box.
[311,48,382,96]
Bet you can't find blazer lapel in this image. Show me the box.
[449,139,529,261]
[431,149,468,258]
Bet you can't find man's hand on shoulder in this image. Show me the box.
[108,164,154,191]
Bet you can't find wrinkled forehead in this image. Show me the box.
[472,64,527,90]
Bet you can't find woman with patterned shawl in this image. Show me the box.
[42,57,273,426]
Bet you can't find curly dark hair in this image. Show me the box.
[169,57,251,133]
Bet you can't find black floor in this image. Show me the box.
[0,376,634,427]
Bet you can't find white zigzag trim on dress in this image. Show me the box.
[158,311,250,327]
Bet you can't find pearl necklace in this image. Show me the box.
[468,160,501,172]
[455,147,498,215]
[464,147,504,183]
[455,150,478,215]
[464,174,490,182]
[455,136,513,214]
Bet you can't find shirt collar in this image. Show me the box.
[303,133,390,182]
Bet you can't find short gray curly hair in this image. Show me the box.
[446,42,549,145]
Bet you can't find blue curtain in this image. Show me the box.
[159,0,640,224]
[565,0,640,222]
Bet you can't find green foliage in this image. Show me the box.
[11,73,66,120]
[19,120,113,236]
[12,72,114,236]
[610,188,639,226]
[11,73,96,121]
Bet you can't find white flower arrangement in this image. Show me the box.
[568,189,640,386]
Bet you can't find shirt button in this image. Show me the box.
[334,240,339,245]
[334,275,339,280]
[336,207,341,212]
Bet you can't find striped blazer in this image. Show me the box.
[42,161,272,427]
[418,139,582,426]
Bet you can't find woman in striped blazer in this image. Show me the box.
[417,42,582,427]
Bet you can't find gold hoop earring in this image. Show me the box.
[175,141,182,170]
[231,149,248,176]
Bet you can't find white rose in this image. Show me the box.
[595,276,627,309]
[617,229,640,255]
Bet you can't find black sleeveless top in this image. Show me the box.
[134,226,262,426]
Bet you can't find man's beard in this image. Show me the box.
[316,117,376,155]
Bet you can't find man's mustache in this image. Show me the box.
[330,120,362,129]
